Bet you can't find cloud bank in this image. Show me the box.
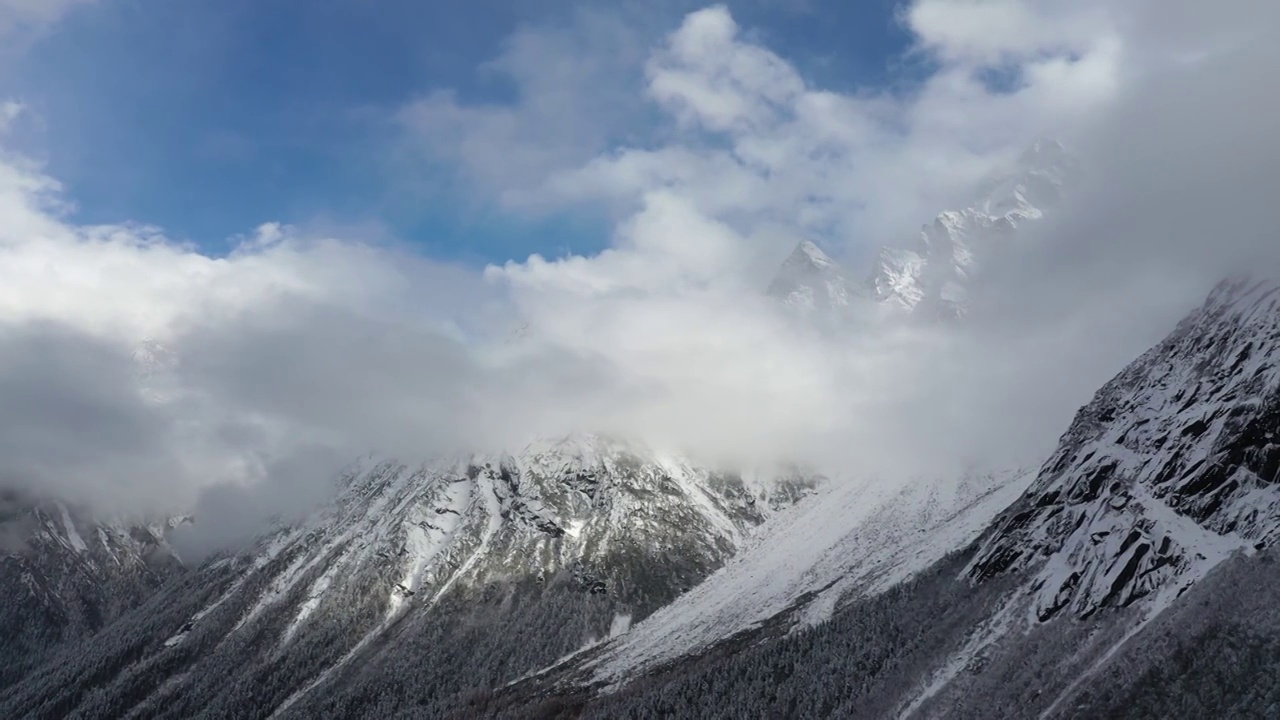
[1,0,1277,555]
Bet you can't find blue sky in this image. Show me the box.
[3,0,910,265]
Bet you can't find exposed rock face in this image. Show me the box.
[970,277,1280,620]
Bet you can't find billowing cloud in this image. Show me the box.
[410,3,1124,276]
[905,0,1114,64]
[396,7,654,213]
[1,0,1277,559]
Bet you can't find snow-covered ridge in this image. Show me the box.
[139,435,818,711]
[970,276,1280,620]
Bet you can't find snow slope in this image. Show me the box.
[0,493,183,683]
[529,468,1032,688]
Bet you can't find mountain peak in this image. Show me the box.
[862,138,1071,318]
[766,240,855,315]
[792,240,834,268]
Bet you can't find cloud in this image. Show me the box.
[0,100,22,133]
[396,7,655,214]
[0,324,180,505]
[1,0,1278,560]
[646,6,806,134]
[427,0,1280,482]
[904,0,1115,65]
[0,155,493,513]
[977,0,1280,306]
[469,2,1123,280]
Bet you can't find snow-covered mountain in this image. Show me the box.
[0,437,818,718]
[770,139,1072,321]
[365,275,1268,718]
[766,240,856,316]
[9,276,1280,717]
[971,276,1280,619]
[0,492,183,686]
[530,468,1033,693]
[9,145,1280,717]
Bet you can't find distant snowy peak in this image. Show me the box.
[131,338,181,403]
[869,247,927,310]
[765,140,1072,321]
[766,240,858,315]
[867,138,1073,319]
[970,275,1280,621]
[976,138,1071,216]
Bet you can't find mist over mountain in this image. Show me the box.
[1,0,1279,718]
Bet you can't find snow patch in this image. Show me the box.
[58,504,88,554]
[609,614,632,638]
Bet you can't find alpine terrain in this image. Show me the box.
[477,277,1280,719]
[3,149,1278,719]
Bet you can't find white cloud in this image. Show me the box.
[397,8,652,213]
[481,0,1122,296]
[0,152,495,518]
[439,0,1278,487]
[0,100,22,133]
[905,0,1115,65]
[646,6,806,133]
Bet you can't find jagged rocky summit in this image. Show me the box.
[769,138,1073,321]
[766,240,855,315]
